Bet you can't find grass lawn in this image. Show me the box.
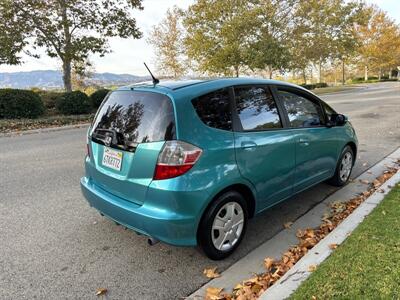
[0,114,93,133]
[290,183,400,300]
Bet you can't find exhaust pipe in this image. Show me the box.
[147,237,159,246]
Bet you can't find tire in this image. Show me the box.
[198,191,248,260]
[328,145,354,187]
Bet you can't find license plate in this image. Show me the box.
[102,147,123,171]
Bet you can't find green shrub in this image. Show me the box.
[56,91,92,115]
[0,89,45,119]
[315,82,328,88]
[38,91,64,110]
[90,89,110,108]
[300,83,328,90]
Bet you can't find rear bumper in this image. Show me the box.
[80,176,198,246]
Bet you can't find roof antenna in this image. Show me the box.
[144,62,159,85]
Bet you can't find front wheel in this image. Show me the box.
[328,145,354,187]
[198,191,248,260]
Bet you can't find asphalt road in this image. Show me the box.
[1,82,399,300]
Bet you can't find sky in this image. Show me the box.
[1,0,399,76]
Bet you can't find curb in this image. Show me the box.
[0,123,91,138]
[188,147,400,299]
[259,168,400,300]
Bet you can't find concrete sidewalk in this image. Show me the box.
[189,147,400,299]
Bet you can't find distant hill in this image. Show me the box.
[0,70,149,89]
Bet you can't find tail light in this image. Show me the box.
[154,141,202,180]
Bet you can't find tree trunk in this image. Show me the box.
[302,68,307,84]
[235,66,239,77]
[364,65,368,81]
[319,59,322,83]
[60,0,72,92]
[378,68,382,80]
[342,59,345,85]
[268,66,273,79]
[62,59,72,92]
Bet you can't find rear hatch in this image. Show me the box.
[87,90,176,205]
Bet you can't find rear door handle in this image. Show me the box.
[241,141,257,150]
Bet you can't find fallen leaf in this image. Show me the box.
[204,267,221,279]
[359,179,369,184]
[95,288,107,296]
[205,287,223,299]
[264,257,274,270]
[362,162,368,166]
[283,222,293,229]
[328,243,338,250]
[377,189,384,193]
[308,265,317,272]
[382,210,386,215]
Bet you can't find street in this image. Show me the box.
[0,82,399,299]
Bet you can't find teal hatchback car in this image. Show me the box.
[81,78,357,259]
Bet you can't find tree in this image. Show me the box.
[0,1,28,65]
[293,0,366,83]
[184,0,257,77]
[1,0,143,91]
[147,6,187,78]
[356,6,400,80]
[71,59,95,90]
[245,0,296,78]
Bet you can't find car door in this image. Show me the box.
[232,85,296,212]
[275,86,338,193]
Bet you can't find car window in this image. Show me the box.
[90,91,175,152]
[322,101,337,122]
[278,89,324,128]
[235,86,282,130]
[192,88,232,131]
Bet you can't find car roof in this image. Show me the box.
[115,77,311,102]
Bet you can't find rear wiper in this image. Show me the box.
[91,128,138,152]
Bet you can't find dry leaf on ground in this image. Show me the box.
[283,222,293,229]
[328,243,338,250]
[204,267,221,279]
[308,265,317,272]
[95,288,107,296]
[359,179,369,184]
[205,287,224,300]
[264,257,274,270]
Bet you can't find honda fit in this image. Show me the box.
[80,78,357,260]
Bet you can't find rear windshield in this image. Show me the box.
[90,91,176,152]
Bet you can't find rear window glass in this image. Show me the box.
[191,88,232,131]
[90,91,175,151]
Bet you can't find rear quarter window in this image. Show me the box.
[191,88,232,131]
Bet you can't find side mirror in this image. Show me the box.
[334,114,347,126]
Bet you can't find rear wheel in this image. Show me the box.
[198,191,248,260]
[328,145,354,186]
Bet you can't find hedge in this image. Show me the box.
[0,89,45,119]
[300,82,328,90]
[56,91,92,115]
[90,89,110,108]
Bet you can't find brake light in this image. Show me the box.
[154,141,202,180]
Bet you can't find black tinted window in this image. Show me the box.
[278,90,324,128]
[192,88,232,130]
[235,86,281,130]
[322,101,336,122]
[90,91,175,151]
